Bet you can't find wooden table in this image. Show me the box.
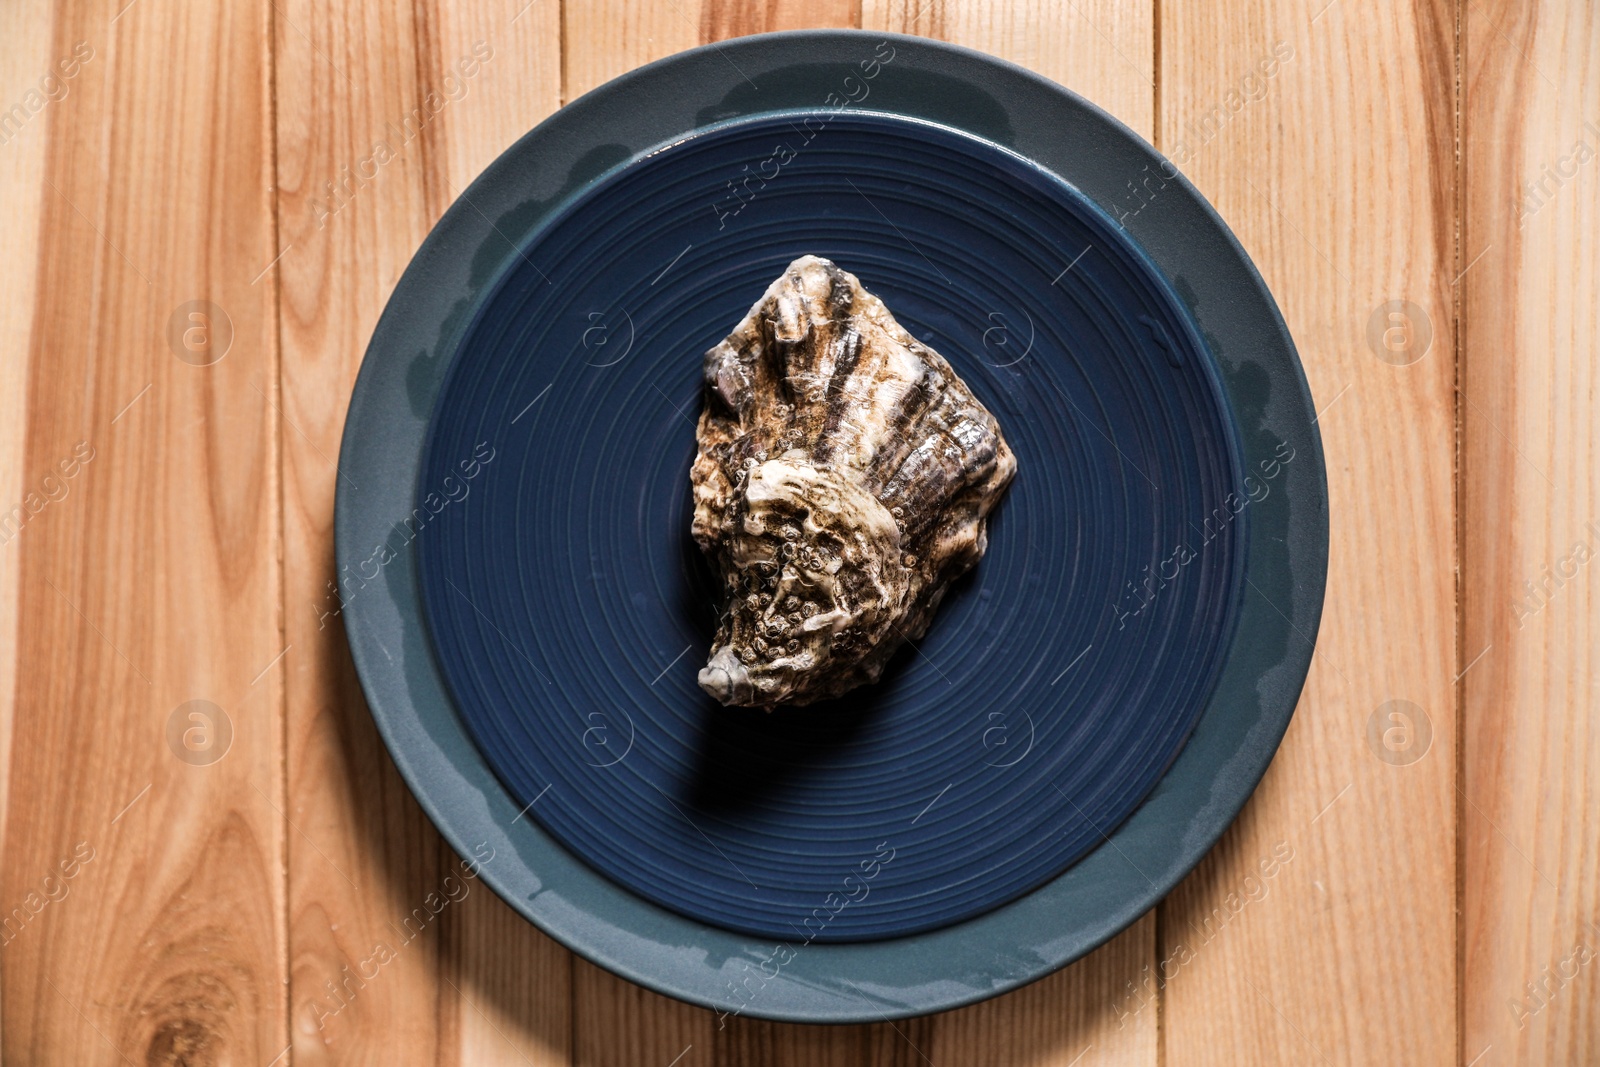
[1,0,1594,1063]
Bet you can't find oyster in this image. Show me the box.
[691,255,1016,707]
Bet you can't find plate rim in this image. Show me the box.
[337,27,1328,1024]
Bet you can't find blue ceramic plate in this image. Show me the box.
[339,30,1326,1022]
[414,109,1248,942]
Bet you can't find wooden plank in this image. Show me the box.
[428,7,573,1064]
[859,4,1161,1065]
[1157,0,1458,1064]
[564,5,871,1063]
[0,0,53,910]
[910,924,1157,1065]
[271,0,567,1062]
[562,2,1160,1062]
[0,1,288,1062]
[863,0,1154,133]
[274,0,449,1057]
[575,961,713,1067]
[1462,2,1600,1063]
[701,0,861,45]
[563,1,698,104]
[442,879,571,1066]
[564,0,859,103]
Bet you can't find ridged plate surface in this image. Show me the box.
[415,111,1247,941]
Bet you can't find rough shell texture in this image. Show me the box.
[692,255,1016,707]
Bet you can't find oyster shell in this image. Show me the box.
[691,255,1016,707]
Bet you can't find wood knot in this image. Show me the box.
[145,1016,221,1067]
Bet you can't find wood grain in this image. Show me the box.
[702,0,861,45]
[1463,2,1600,1063]
[563,0,698,104]
[272,0,566,1062]
[862,0,1154,134]
[859,3,1161,1064]
[1157,0,1459,1063]
[0,0,53,901]
[0,1,288,1063]
[430,8,572,1066]
[911,925,1157,1066]
[574,960,714,1067]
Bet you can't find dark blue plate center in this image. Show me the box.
[414,110,1246,941]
